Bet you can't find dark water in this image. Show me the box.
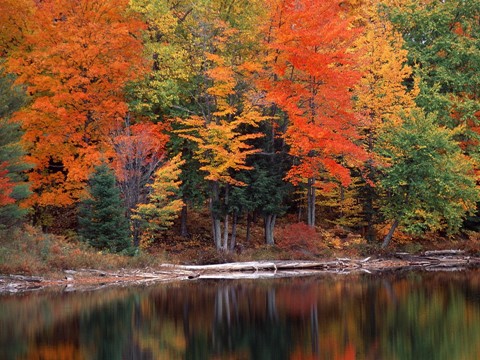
[1,270,480,359]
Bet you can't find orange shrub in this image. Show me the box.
[276,222,324,254]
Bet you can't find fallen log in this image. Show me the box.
[2,254,480,294]
[424,249,465,256]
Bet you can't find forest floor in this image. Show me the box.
[2,210,480,293]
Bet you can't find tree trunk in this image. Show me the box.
[229,210,238,251]
[180,204,189,238]
[364,155,376,243]
[382,219,399,248]
[222,214,229,251]
[264,214,277,245]
[307,177,316,227]
[213,218,222,250]
[210,181,222,249]
[222,184,229,251]
[132,219,140,248]
[267,288,278,321]
[310,304,319,355]
[364,182,376,243]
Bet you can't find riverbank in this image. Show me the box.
[2,250,479,293]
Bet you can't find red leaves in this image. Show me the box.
[262,0,366,187]
[112,121,169,184]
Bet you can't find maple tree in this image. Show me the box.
[176,0,268,250]
[133,154,184,246]
[352,0,418,241]
[378,110,479,248]
[387,0,480,148]
[110,118,169,246]
[128,0,196,119]
[261,0,366,228]
[7,0,145,211]
[0,0,34,57]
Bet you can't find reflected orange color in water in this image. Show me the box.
[24,344,85,360]
[2,270,480,359]
[336,344,356,360]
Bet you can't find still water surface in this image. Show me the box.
[1,270,480,359]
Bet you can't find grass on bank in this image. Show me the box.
[0,225,163,275]
[0,222,364,275]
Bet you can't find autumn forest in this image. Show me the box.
[1,0,479,264]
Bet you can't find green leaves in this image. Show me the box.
[378,110,479,236]
[388,0,480,129]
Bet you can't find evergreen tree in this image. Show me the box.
[251,164,290,245]
[0,67,31,229]
[78,163,131,253]
[378,110,479,248]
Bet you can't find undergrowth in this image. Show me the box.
[1,218,478,276]
[0,225,161,275]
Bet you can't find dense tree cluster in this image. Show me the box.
[0,0,478,251]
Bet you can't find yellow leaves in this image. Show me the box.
[133,153,185,235]
[354,1,417,129]
[177,109,263,185]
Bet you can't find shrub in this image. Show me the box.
[276,222,323,254]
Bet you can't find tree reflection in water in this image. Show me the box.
[1,270,480,359]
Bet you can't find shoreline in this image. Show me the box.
[2,250,479,293]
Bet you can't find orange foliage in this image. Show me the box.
[24,343,85,360]
[261,0,366,187]
[178,24,266,186]
[7,0,146,206]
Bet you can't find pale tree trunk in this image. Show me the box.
[382,219,399,248]
[307,177,316,227]
[210,181,222,249]
[213,218,222,250]
[264,214,277,245]
[210,181,235,251]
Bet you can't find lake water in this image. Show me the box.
[1,269,480,359]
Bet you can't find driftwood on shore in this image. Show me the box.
[166,251,480,278]
[1,251,479,293]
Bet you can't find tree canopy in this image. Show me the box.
[2,0,479,249]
